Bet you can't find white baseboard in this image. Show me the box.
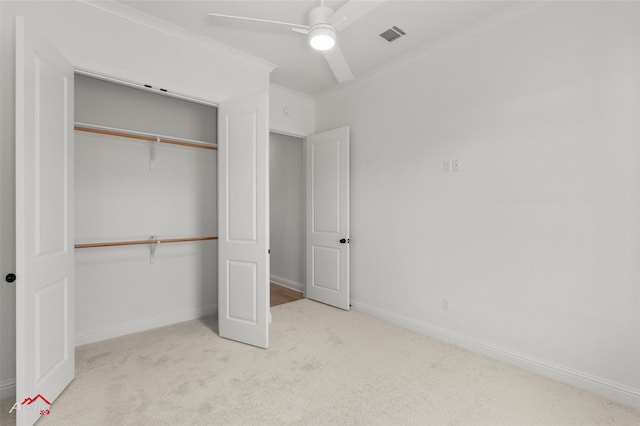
[0,378,16,400]
[270,275,303,293]
[350,299,640,411]
[75,305,217,346]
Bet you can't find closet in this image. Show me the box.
[73,74,218,345]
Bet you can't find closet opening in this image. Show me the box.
[269,132,305,307]
[73,73,218,346]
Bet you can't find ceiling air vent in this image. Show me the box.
[379,26,406,42]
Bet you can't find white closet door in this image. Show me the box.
[15,17,75,426]
[218,92,270,348]
[305,126,350,310]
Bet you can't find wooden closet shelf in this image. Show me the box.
[75,124,218,151]
[75,236,218,249]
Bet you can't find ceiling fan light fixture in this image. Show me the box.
[309,26,336,51]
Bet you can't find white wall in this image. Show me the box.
[270,84,315,137]
[74,131,217,345]
[270,133,304,292]
[17,1,272,103]
[0,2,18,400]
[316,1,640,409]
[75,74,217,142]
[0,2,16,400]
[0,0,270,399]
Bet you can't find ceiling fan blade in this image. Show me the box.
[322,44,354,83]
[208,13,309,30]
[328,0,386,32]
[291,27,310,35]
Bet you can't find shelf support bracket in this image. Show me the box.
[150,137,159,172]
[149,235,160,264]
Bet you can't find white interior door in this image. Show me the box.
[305,126,350,310]
[218,92,270,348]
[15,16,74,426]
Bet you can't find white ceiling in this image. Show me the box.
[117,1,517,97]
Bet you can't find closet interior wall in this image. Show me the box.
[269,132,304,292]
[74,75,218,345]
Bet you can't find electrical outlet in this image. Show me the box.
[443,160,452,173]
[442,298,450,311]
[452,160,461,172]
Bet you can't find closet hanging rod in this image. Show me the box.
[74,123,218,151]
[75,236,218,249]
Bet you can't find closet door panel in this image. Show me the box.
[218,92,269,349]
[227,112,257,242]
[15,17,75,426]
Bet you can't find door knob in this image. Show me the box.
[5,273,16,283]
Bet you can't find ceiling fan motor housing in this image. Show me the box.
[308,6,336,50]
[309,5,334,26]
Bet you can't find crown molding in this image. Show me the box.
[317,0,552,101]
[77,0,277,73]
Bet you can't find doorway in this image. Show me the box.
[269,132,304,307]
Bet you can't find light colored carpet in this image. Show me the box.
[2,299,640,425]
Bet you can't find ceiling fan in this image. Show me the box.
[208,0,386,83]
